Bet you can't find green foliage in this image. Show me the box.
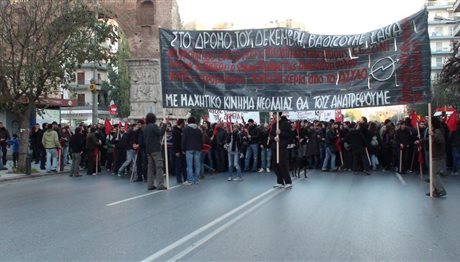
[0,0,117,114]
[190,109,207,123]
[107,34,130,118]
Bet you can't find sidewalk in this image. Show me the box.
[0,160,70,183]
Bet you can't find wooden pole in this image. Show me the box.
[428,103,433,198]
[163,111,170,189]
[58,148,62,172]
[276,113,280,164]
[399,148,403,173]
[416,122,423,180]
[95,148,98,176]
[365,147,372,167]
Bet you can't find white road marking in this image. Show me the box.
[141,179,302,262]
[395,172,406,185]
[106,185,182,207]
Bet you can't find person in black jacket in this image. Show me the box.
[172,119,186,183]
[144,113,167,190]
[212,123,227,172]
[29,123,41,164]
[344,122,370,175]
[322,122,338,172]
[69,127,85,177]
[86,127,100,176]
[270,112,293,189]
[135,120,147,182]
[117,124,138,177]
[226,124,243,181]
[395,121,412,174]
[244,119,260,172]
[182,117,203,185]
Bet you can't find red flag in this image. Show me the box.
[295,121,300,137]
[410,111,418,128]
[447,110,458,132]
[241,116,246,125]
[104,118,112,136]
[125,122,129,132]
[417,143,424,165]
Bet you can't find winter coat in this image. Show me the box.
[42,129,61,149]
[182,124,203,152]
[143,123,166,154]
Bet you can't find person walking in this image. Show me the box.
[144,113,167,190]
[42,124,61,173]
[344,122,371,175]
[182,117,203,185]
[69,127,85,177]
[117,124,138,177]
[7,134,19,168]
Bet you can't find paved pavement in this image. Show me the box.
[0,161,70,182]
[0,169,459,261]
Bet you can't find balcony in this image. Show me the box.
[432,48,454,55]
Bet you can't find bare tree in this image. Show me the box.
[439,43,460,110]
[0,0,117,170]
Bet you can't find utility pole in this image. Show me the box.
[91,0,99,125]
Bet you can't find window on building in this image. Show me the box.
[98,73,101,81]
[436,42,442,51]
[77,72,85,85]
[77,94,85,106]
[137,0,155,26]
[436,57,443,67]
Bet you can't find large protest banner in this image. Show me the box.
[160,9,431,112]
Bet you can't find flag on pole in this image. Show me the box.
[410,111,418,129]
[125,122,129,132]
[104,118,112,136]
[447,110,458,132]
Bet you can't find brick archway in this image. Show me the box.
[99,0,186,119]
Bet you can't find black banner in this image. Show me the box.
[160,9,431,111]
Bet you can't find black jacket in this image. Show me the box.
[269,116,292,149]
[247,125,260,144]
[344,129,367,150]
[172,126,183,153]
[182,124,203,152]
[226,130,243,152]
[143,123,166,154]
[69,133,85,153]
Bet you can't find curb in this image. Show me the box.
[0,171,69,183]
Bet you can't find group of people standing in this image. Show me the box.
[26,111,458,197]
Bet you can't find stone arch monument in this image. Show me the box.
[100,0,188,119]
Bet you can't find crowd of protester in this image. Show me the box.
[22,112,460,196]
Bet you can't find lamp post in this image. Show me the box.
[91,0,99,125]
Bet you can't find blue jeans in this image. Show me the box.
[322,146,336,170]
[261,147,272,169]
[371,154,379,171]
[186,150,201,184]
[118,149,136,175]
[452,146,460,172]
[244,144,259,171]
[46,148,58,171]
[228,151,242,178]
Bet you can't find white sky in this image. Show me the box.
[177,0,427,34]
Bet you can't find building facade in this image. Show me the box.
[427,0,460,82]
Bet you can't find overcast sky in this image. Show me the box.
[177,0,427,34]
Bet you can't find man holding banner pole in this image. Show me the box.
[271,112,292,189]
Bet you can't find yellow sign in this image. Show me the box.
[89,84,97,93]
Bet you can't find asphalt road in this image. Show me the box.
[0,170,459,261]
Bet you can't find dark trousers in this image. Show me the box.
[136,149,147,179]
[213,148,226,172]
[86,150,95,175]
[32,144,40,163]
[106,151,114,171]
[1,144,6,166]
[272,147,291,185]
[352,148,370,172]
[40,147,46,169]
[175,153,186,183]
[114,148,126,173]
